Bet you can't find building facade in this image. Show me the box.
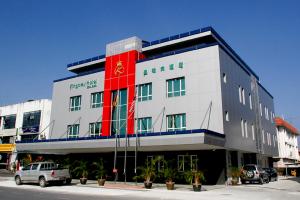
[273,117,299,174]
[0,99,52,168]
[16,27,278,184]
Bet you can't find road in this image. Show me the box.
[0,186,153,200]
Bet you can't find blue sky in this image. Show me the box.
[1,0,300,132]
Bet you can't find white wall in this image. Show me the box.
[0,99,52,140]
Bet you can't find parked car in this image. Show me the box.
[15,162,72,187]
[263,167,278,182]
[240,164,269,184]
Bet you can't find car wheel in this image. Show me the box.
[15,176,22,185]
[66,178,72,185]
[259,177,264,185]
[39,177,47,188]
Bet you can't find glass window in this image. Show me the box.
[169,64,174,70]
[70,96,81,111]
[167,113,186,132]
[178,62,184,69]
[111,89,127,135]
[238,86,242,103]
[252,123,255,140]
[223,73,227,83]
[137,117,152,134]
[249,94,252,110]
[137,83,152,102]
[167,77,185,98]
[89,122,102,137]
[91,92,103,108]
[22,111,41,131]
[241,118,244,137]
[2,115,16,129]
[225,111,229,121]
[67,124,80,138]
[160,66,165,72]
[177,155,197,172]
[244,120,248,138]
[31,164,39,170]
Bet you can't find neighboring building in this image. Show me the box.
[16,27,278,184]
[273,117,299,175]
[0,99,52,169]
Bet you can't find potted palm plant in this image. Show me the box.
[185,170,205,192]
[93,158,106,186]
[163,167,176,190]
[73,160,89,185]
[230,167,241,185]
[135,156,161,189]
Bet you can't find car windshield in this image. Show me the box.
[243,165,256,171]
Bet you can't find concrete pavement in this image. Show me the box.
[0,176,299,200]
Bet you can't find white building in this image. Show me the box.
[0,99,52,168]
[273,117,299,173]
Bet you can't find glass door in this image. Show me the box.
[111,89,127,135]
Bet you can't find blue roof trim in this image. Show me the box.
[15,129,224,144]
[67,54,105,68]
[53,68,104,83]
[257,82,274,99]
[137,42,218,63]
[140,26,259,80]
[209,28,259,80]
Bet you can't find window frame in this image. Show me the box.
[67,124,80,138]
[167,113,186,132]
[90,92,103,108]
[167,77,185,98]
[69,96,82,111]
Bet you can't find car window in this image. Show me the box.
[23,165,31,171]
[243,165,256,171]
[31,164,39,170]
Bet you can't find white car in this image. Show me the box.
[15,162,71,187]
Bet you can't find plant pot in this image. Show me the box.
[193,184,202,192]
[144,181,152,189]
[166,182,175,190]
[80,178,87,185]
[231,177,239,185]
[97,179,106,186]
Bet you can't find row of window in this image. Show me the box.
[70,92,104,111]
[240,118,255,140]
[146,154,197,172]
[69,77,186,111]
[0,111,41,130]
[66,113,186,138]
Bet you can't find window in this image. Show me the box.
[260,103,262,116]
[67,124,80,138]
[2,115,16,129]
[244,120,248,138]
[89,122,102,137]
[91,92,103,108]
[167,77,185,97]
[252,123,255,140]
[238,86,242,103]
[70,96,81,111]
[262,129,265,144]
[137,83,152,102]
[31,164,39,170]
[242,88,245,105]
[137,117,152,134]
[249,94,252,110]
[177,155,197,172]
[223,73,227,83]
[167,113,186,132]
[225,111,229,121]
[147,155,164,172]
[241,119,244,137]
[22,111,41,131]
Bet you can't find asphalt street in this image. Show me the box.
[0,186,154,200]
